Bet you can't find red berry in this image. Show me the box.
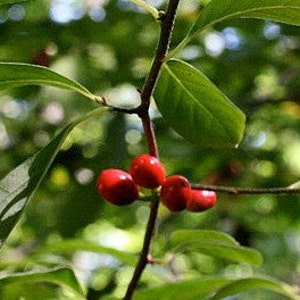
[186,189,217,212]
[130,154,166,189]
[96,169,139,206]
[160,175,191,212]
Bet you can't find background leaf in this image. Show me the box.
[0,267,85,299]
[0,107,108,248]
[210,277,300,300]
[171,0,300,55]
[0,0,28,4]
[191,0,300,35]
[179,244,262,266]
[154,59,245,148]
[133,277,233,300]
[0,62,96,101]
[170,230,239,247]
[169,230,262,266]
[133,277,300,300]
[40,239,137,266]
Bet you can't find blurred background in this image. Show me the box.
[1,0,300,299]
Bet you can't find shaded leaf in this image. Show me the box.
[211,277,300,300]
[41,239,137,266]
[0,62,96,101]
[133,277,233,300]
[170,230,239,247]
[0,0,28,4]
[0,267,85,299]
[0,107,109,248]
[169,230,262,266]
[154,59,245,148]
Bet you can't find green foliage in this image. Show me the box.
[0,107,108,245]
[210,277,300,300]
[169,230,262,265]
[0,62,97,101]
[40,239,137,266]
[191,0,300,34]
[133,277,233,300]
[133,276,300,300]
[0,0,28,4]
[1,0,300,299]
[154,59,245,148]
[0,267,85,299]
[172,0,300,55]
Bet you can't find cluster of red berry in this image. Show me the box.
[96,154,217,212]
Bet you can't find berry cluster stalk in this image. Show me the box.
[123,1,180,299]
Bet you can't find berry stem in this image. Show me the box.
[123,199,160,300]
[123,1,180,299]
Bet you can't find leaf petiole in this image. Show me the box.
[129,0,160,19]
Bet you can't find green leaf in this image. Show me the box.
[0,267,85,299]
[171,0,300,56]
[133,277,233,300]
[191,0,300,35]
[154,59,245,148]
[0,107,109,248]
[0,62,97,101]
[129,0,159,19]
[170,230,239,247]
[134,274,300,300]
[133,276,300,300]
[169,230,262,266]
[0,0,27,4]
[40,239,137,266]
[211,277,300,300]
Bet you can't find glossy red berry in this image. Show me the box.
[96,169,139,206]
[186,189,217,212]
[130,154,166,189]
[160,175,191,212]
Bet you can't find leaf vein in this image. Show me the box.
[164,63,233,138]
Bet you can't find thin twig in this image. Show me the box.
[192,184,300,195]
[123,1,180,299]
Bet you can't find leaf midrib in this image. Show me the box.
[164,63,234,140]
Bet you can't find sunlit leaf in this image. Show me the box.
[0,267,85,299]
[40,239,137,266]
[191,0,300,35]
[134,276,300,300]
[211,277,300,300]
[133,277,233,300]
[169,230,262,266]
[171,0,300,56]
[129,0,159,19]
[154,59,245,148]
[0,62,97,101]
[0,107,109,248]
